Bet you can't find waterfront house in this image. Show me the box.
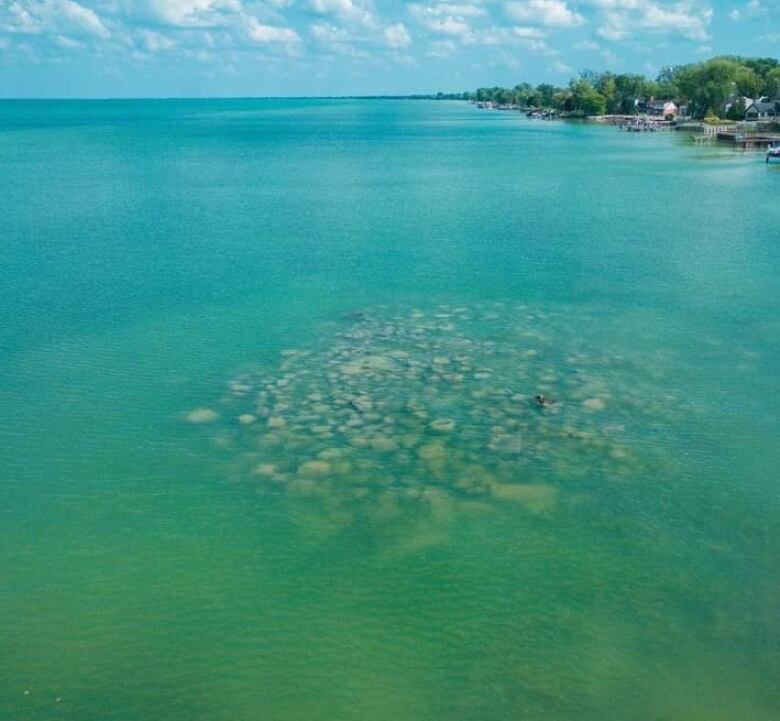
[646,100,678,119]
[724,95,754,115]
[745,99,779,121]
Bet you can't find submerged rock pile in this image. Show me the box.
[186,303,681,526]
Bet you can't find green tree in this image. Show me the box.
[613,74,647,113]
[570,80,607,116]
[735,66,762,98]
[551,89,571,112]
[653,64,680,98]
[764,68,780,98]
[535,84,557,108]
[597,74,618,113]
[676,58,740,117]
[513,83,533,106]
[726,97,747,120]
[495,88,515,105]
[743,57,780,90]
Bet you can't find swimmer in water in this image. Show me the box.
[534,394,555,407]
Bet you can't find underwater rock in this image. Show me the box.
[188,300,682,537]
[397,433,420,449]
[340,355,396,376]
[417,442,446,462]
[318,447,347,460]
[228,380,252,396]
[348,396,373,413]
[370,435,398,452]
[489,482,558,512]
[288,478,321,496]
[254,463,278,476]
[298,460,332,476]
[185,408,219,424]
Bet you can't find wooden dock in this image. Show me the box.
[716,132,780,149]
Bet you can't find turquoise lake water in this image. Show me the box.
[1,99,778,720]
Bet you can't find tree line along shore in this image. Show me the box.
[434,56,780,124]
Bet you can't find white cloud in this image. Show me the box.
[3,0,111,38]
[425,22,558,50]
[505,0,585,27]
[640,3,712,39]
[141,0,241,28]
[729,0,767,20]
[55,33,83,47]
[309,21,350,42]
[468,26,512,44]
[512,25,547,37]
[595,2,712,42]
[585,0,641,8]
[384,22,412,47]
[60,0,110,36]
[434,3,488,17]
[596,12,629,39]
[600,47,617,62]
[517,35,558,53]
[247,17,299,42]
[0,0,726,86]
[409,4,473,35]
[139,28,175,51]
[308,0,374,26]
[426,38,457,55]
[550,59,571,73]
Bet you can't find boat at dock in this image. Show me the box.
[526,109,559,120]
[767,141,780,163]
[619,117,673,132]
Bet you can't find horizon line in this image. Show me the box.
[0,94,466,101]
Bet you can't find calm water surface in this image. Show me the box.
[1,99,778,720]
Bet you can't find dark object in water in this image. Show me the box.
[534,394,555,408]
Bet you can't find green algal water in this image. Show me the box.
[0,99,778,720]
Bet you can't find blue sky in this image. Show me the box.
[0,0,778,96]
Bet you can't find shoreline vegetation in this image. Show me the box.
[436,56,780,150]
[436,56,780,122]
